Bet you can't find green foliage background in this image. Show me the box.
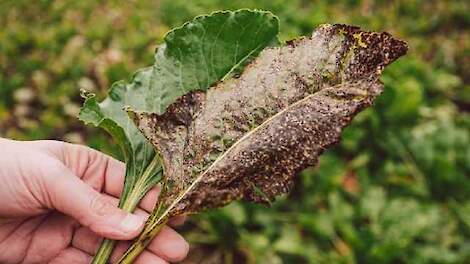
[1,0,469,263]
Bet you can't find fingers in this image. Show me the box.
[169,215,187,227]
[26,141,188,262]
[99,184,170,223]
[48,142,165,210]
[49,248,92,264]
[43,162,146,240]
[0,216,46,263]
[133,252,169,264]
[142,225,189,262]
[28,141,183,227]
[22,213,78,263]
[29,140,127,197]
[69,193,187,262]
[59,143,127,197]
[72,225,189,263]
[111,240,169,264]
[69,190,183,229]
[138,187,161,212]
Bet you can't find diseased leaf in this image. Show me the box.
[79,68,162,262]
[81,10,280,264]
[133,24,407,215]
[131,9,280,114]
[120,24,407,262]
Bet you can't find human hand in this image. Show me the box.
[0,138,188,263]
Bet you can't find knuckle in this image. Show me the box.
[90,195,116,217]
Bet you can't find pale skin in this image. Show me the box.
[0,138,189,263]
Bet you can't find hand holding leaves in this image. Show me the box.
[80,10,407,264]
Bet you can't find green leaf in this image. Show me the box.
[79,68,162,263]
[80,68,161,205]
[131,9,280,114]
[120,24,407,263]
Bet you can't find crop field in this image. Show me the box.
[1,1,469,263]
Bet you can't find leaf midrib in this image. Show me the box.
[148,89,322,229]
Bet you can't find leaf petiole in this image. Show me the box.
[117,202,170,263]
[91,155,162,264]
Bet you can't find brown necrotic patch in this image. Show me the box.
[131,24,407,215]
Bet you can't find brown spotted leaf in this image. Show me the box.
[130,24,407,218]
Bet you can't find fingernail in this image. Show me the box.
[121,214,145,233]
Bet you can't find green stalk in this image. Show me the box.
[92,239,117,264]
[91,156,161,264]
[117,217,169,263]
[117,182,170,263]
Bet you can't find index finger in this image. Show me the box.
[26,140,127,198]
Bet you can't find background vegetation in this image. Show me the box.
[1,0,469,263]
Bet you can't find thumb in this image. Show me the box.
[43,163,145,240]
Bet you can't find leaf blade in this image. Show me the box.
[130,9,280,114]
[131,24,408,217]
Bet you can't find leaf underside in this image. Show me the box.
[130,24,408,220]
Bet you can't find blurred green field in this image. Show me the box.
[1,0,469,263]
